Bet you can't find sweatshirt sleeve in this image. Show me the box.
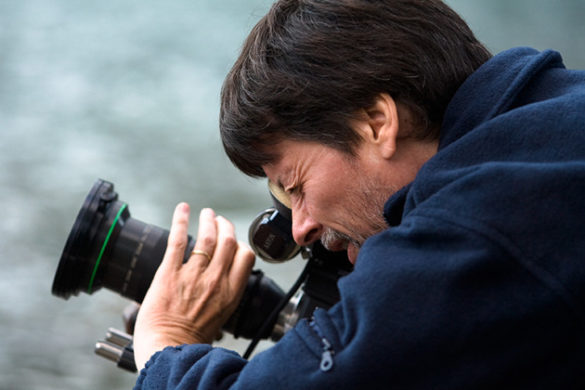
[133,313,345,390]
[134,344,246,389]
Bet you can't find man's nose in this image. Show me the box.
[291,206,323,246]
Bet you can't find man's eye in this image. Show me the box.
[286,185,301,195]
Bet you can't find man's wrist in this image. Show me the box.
[134,330,206,370]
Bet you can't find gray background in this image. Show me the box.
[1,0,584,388]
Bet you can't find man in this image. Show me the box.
[133,0,585,388]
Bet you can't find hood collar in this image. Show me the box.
[440,48,564,150]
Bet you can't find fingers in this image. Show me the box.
[161,202,192,271]
[172,206,254,287]
[188,208,217,267]
[206,216,237,274]
[228,242,255,292]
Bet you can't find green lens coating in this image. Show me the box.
[87,203,128,293]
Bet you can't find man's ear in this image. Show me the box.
[358,93,399,160]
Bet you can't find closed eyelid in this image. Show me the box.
[284,176,304,194]
[276,176,295,193]
[287,183,302,195]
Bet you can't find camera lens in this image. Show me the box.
[52,179,285,339]
[52,179,193,302]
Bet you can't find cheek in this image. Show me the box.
[304,157,365,227]
[304,184,350,228]
[301,183,337,222]
[303,192,328,221]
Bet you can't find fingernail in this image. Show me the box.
[181,202,190,213]
[201,207,215,217]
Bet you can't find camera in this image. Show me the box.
[51,179,352,372]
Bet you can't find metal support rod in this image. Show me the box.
[95,341,123,363]
[105,327,133,347]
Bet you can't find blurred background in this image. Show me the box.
[1,0,584,388]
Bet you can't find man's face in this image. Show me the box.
[262,139,393,264]
[260,96,439,264]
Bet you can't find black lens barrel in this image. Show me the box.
[100,211,195,303]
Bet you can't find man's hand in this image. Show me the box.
[133,203,255,370]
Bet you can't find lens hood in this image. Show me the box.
[52,179,120,299]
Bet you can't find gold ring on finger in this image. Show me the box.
[191,249,211,261]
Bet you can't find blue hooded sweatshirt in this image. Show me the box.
[135,48,585,389]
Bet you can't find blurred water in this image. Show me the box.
[1,0,584,389]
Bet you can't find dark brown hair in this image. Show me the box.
[220,0,491,177]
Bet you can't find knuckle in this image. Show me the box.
[243,249,256,268]
[220,235,237,251]
[245,248,255,262]
[204,274,222,294]
[237,243,255,262]
[200,234,216,248]
[169,233,188,250]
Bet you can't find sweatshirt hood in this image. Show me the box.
[439,47,565,149]
[383,48,569,224]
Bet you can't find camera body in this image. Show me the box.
[51,179,352,371]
